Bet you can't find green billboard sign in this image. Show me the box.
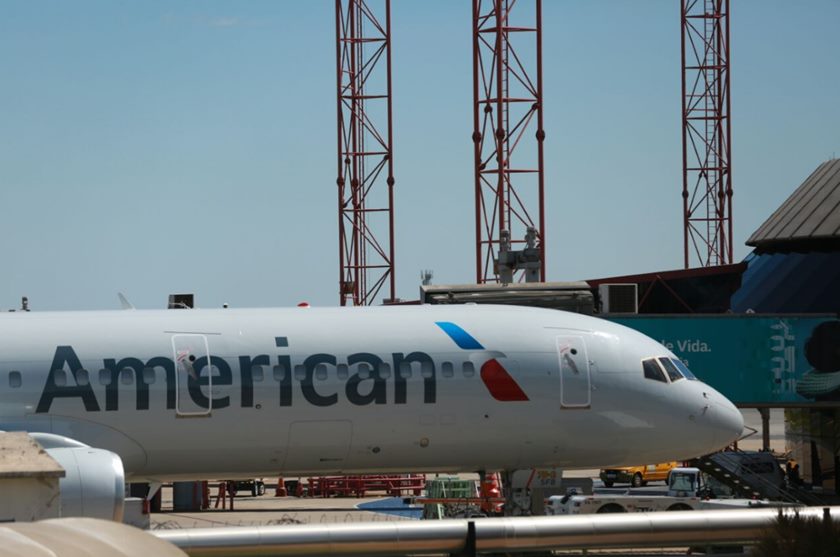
[609,315,840,406]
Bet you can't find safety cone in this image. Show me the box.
[275,476,287,497]
[480,473,503,514]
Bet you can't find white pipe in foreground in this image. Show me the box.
[153,506,840,557]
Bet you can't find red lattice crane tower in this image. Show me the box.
[473,0,546,284]
[336,0,396,305]
[681,0,733,267]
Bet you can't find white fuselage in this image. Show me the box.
[0,305,743,481]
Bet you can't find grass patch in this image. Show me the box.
[752,511,840,557]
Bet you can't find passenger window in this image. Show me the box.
[315,364,328,380]
[658,357,684,382]
[671,358,697,380]
[99,369,111,386]
[142,367,156,385]
[251,365,264,382]
[337,364,349,380]
[441,362,454,378]
[75,369,90,386]
[357,363,371,380]
[273,364,287,381]
[294,365,306,381]
[462,361,475,378]
[642,358,667,383]
[120,368,134,385]
[399,362,413,379]
[378,362,392,379]
[8,371,21,388]
[420,361,434,379]
[54,369,67,387]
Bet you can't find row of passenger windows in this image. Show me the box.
[642,357,697,384]
[5,361,478,388]
[287,361,450,381]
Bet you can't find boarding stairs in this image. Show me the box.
[689,450,822,505]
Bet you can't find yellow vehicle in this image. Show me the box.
[599,462,680,488]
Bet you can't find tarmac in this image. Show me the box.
[148,409,783,555]
[150,490,749,556]
[151,489,415,530]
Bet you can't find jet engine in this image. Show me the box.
[45,446,126,521]
[22,431,130,522]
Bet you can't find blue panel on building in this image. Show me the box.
[610,315,840,406]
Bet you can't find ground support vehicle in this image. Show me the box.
[547,467,800,515]
[688,450,818,503]
[227,479,265,497]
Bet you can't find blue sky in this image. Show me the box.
[1,1,838,310]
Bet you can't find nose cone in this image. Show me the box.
[676,382,744,457]
[711,396,744,447]
[692,384,744,452]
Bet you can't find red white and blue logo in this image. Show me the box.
[435,321,529,402]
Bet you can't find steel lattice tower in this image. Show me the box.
[472,0,546,283]
[681,0,733,267]
[336,0,396,306]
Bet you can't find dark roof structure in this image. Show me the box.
[587,263,746,314]
[747,159,840,253]
[730,159,840,313]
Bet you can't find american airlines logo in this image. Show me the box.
[33,322,529,413]
[435,322,529,402]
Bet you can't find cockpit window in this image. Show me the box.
[670,358,698,380]
[642,358,667,383]
[658,357,684,382]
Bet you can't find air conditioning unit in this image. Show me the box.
[598,283,638,314]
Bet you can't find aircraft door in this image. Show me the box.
[172,334,213,417]
[556,335,591,408]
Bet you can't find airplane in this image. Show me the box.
[0,303,743,519]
